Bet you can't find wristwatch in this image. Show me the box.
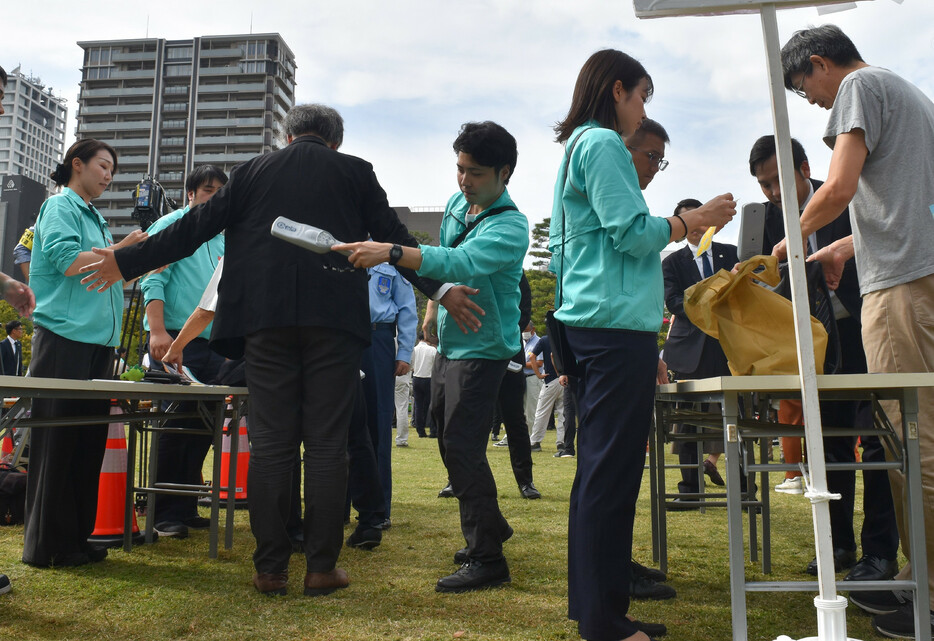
[388,244,403,266]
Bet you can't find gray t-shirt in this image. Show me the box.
[824,66,934,295]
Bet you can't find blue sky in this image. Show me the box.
[4,0,933,248]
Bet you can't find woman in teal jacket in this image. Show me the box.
[551,50,735,641]
[23,139,145,567]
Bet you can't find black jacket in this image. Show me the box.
[115,135,440,358]
[662,241,738,376]
[760,178,861,321]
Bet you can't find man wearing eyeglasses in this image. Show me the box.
[624,118,669,190]
[775,24,934,639]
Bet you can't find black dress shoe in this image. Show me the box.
[154,521,189,539]
[704,459,725,486]
[438,483,455,498]
[346,526,382,550]
[805,548,857,575]
[632,560,667,583]
[850,588,913,616]
[631,574,677,600]
[631,619,667,637]
[519,483,541,499]
[87,546,108,563]
[183,516,211,529]
[454,526,513,564]
[436,558,511,593]
[844,554,898,582]
[667,498,699,511]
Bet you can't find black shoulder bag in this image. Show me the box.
[546,129,591,377]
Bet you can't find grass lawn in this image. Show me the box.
[0,431,893,640]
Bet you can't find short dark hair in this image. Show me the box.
[50,139,118,187]
[185,165,228,194]
[748,135,808,176]
[627,118,670,147]
[5,320,22,333]
[285,104,344,148]
[0,65,7,87]
[781,24,864,91]
[555,49,653,144]
[674,199,702,215]
[453,121,518,184]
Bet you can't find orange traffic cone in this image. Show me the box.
[219,415,250,508]
[0,429,12,460]
[88,405,144,547]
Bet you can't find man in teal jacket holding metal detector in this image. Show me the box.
[336,120,529,594]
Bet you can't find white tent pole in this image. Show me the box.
[760,4,846,639]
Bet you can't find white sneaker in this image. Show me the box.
[775,476,804,494]
[494,437,509,447]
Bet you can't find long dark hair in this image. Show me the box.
[554,49,653,143]
[50,139,118,187]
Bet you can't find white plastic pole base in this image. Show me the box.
[772,595,862,641]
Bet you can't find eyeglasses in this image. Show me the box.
[627,147,669,171]
[791,64,811,99]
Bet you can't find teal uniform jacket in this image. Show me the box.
[418,189,529,361]
[31,187,123,347]
[141,206,225,340]
[549,123,670,332]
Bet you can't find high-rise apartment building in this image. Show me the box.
[76,34,296,232]
[0,67,68,193]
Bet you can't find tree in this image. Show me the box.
[528,217,552,270]
[525,268,556,337]
[0,301,33,370]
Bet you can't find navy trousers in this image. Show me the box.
[566,327,658,641]
[361,324,396,518]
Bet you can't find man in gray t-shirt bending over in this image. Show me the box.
[774,24,934,639]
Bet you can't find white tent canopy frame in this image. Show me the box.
[634,1,865,640]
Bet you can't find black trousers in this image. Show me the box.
[431,355,510,563]
[244,326,364,574]
[153,332,225,524]
[23,328,114,566]
[347,378,387,529]
[562,375,579,453]
[361,325,395,518]
[412,376,434,436]
[495,367,533,488]
[566,327,658,641]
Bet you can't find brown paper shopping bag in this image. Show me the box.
[682,255,827,376]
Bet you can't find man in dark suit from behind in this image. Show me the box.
[85,104,483,598]
[662,199,737,504]
[0,320,24,376]
[749,134,898,581]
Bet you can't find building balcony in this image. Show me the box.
[194,134,262,145]
[108,138,150,148]
[81,87,154,98]
[197,82,264,94]
[192,152,258,163]
[78,120,154,132]
[112,51,156,63]
[110,69,157,80]
[196,99,264,111]
[199,47,244,58]
[118,155,149,166]
[195,117,263,128]
[80,103,153,115]
[199,66,241,77]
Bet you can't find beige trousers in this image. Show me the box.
[861,272,934,610]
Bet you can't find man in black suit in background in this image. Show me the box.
[81,104,483,597]
[662,199,738,503]
[749,135,898,581]
[0,320,24,377]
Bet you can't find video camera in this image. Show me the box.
[131,175,177,231]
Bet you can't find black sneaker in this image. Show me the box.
[530,443,542,452]
[871,603,934,639]
[560,449,575,458]
[0,573,10,595]
[632,560,667,583]
[436,558,511,593]
[346,526,382,550]
[154,521,189,539]
[631,574,677,600]
[850,588,913,615]
[438,483,455,498]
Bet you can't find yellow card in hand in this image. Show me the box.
[695,226,715,257]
